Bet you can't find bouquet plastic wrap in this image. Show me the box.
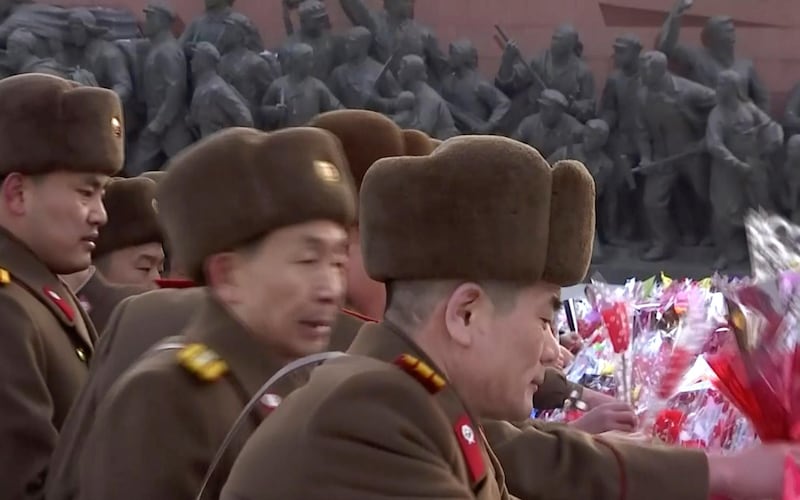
[706,211,800,499]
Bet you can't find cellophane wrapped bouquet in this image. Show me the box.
[704,211,800,498]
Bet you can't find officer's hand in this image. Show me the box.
[560,331,583,352]
[556,345,574,369]
[502,41,522,64]
[708,444,800,498]
[569,402,637,434]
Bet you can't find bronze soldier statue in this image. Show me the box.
[3,27,69,78]
[784,135,800,223]
[783,82,800,137]
[599,34,643,243]
[127,0,193,175]
[441,39,510,135]
[637,51,716,261]
[513,88,584,159]
[219,12,279,127]
[180,0,262,54]
[497,24,595,133]
[657,0,769,111]
[328,26,402,112]
[187,41,253,138]
[283,0,338,81]
[707,69,783,269]
[392,53,458,140]
[262,42,342,129]
[338,0,448,89]
[548,119,614,262]
[60,8,133,104]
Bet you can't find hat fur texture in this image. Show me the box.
[0,74,124,176]
[360,136,595,286]
[94,177,162,257]
[157,127,357,283]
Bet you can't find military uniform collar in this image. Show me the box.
[348,321,493,490]
[184,292,290,400]
[0,226,94,348]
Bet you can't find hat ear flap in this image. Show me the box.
[543,160,596,286]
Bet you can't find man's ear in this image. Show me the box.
[443,282,485,348]
[204,252,243,305]
[1,173,29,217]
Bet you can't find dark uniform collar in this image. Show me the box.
[184,292,290,400]
[348,321,497,491]
[0,225,95,349]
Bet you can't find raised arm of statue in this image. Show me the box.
[338,0,375,33]
[656,0,696,69]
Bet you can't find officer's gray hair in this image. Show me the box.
[384,280,522,332]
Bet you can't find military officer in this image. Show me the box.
[0,73,124,500]
[221,135,594,498]
[74,127,357,500]
[61,176,161,331]
[308,110,613,420]
[90,177,164,287]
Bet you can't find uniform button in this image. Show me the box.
[76,348,87,363]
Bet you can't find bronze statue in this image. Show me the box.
[784,135,800,223]
[392,53,457,140]
[548,119,613,262]
[4,27,67,77]
[512,88,584,159]
[657,0,769,111]
[706,69,783,269]
[261,42,342,129]
[127,0,193,175]
[441,39,510,135]
[784,82,800,137]
[636,51,716,261]
[598,34,643,243]
[180,0,262,54]
[283,0,338,80]
[219,12,279,127]
[187,41,254,138]
[328,26,401,112]
[338,0,448,89]
[60,9,133,103]
[496,23,595,133]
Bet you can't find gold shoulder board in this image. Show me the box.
[393,353,446,394]
[177,343,229,382]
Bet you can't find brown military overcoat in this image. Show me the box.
[0,227,97,499]
[73,269,148,333]
[46,285,366,500]
[77,293,297,499]
[221,321,513,500]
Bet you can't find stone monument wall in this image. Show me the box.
[57,0,800,114]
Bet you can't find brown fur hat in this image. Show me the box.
[94,177,162,258]
[309,109,405,191]
[402,129,438,156]
[0,74,124,176]
[360,136,595,286]
[157,127,357,283]
[139,171,166,185]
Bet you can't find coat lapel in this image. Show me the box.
[348,321,493,493]
[0,227,95,350]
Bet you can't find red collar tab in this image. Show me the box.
[454,415,485,483]
[43,286,75,322]
[154,278,197,289]
[340,308,378,323]
[393,354,446,394]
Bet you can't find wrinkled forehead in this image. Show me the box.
[449,39,475,54]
